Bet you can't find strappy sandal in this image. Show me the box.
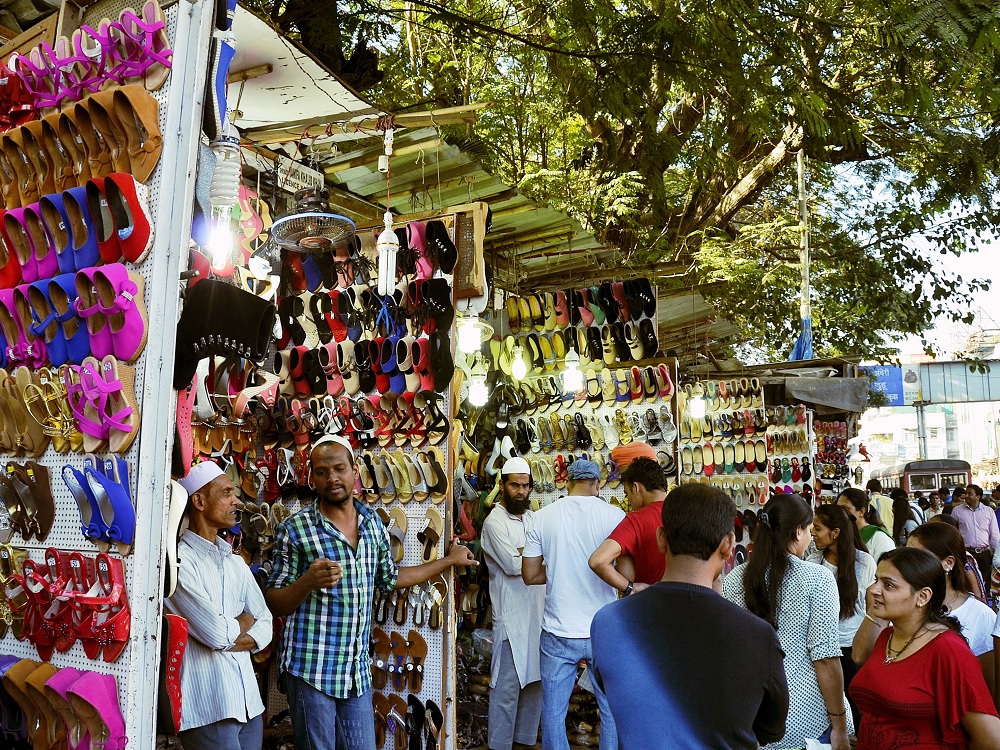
[425,699,444,750]
[427,576,447,629]
[614,409,633,444]
[75,553,130,662]
[388,695,408,750]
[419,391,449,446]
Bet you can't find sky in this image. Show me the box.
[898,245,1000,357]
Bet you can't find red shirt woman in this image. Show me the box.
[850,547,1000,749]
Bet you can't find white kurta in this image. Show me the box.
[481,503,545,689]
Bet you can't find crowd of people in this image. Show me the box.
[159,435,1000,750]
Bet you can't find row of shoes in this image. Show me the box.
[816,452,850,479]
[380,506,444,568]
[680,409,772,442]
[3,359,139,459]
[62,455,136,555]
[684,379,766,413]
[370,628,432,695]
[279,278,455,350]
[371,576,448,632]
[766,428,811,455]
[679,475,771,506]
[0,462,54,541]
[493,364,675,416]
[18,0,172,116]
[278,333,452,400]
[511,406,679,456]
[0,657,126,749]
[372,690,445,750]
[814,420,848,436]
[505,278,658,333]
[680,440,771,477]
[359,448,450,505]
[0,172,154,290]
[768,456,813,484]
[818,434,848,453]
[222,394,451,489]
[495,320,661,376]
[1,548,130,663]
[0,263,149,371]
[0,85,162,208]
[525,450,623,492]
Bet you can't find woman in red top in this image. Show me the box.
[850,547,1000,749]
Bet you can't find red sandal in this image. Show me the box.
[75,552,130,662]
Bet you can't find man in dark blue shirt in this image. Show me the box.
[591,484,789,750]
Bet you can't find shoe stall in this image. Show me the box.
[0,0,486,747]
[0,0,216,748]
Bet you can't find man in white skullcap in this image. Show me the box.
[264,435,478,750]
[481,456,546,750]
[165,460,273,750]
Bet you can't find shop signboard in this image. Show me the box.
[864,365,905,407]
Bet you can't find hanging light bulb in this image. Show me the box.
[511,345,527,381]
[562,348,583,391]
[688,393,707,419]
[207,124,241,270]
[468,354,489,406]
[376,211,398,295]
[457,314,482,354]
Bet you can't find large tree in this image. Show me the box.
[249,0,1000,359]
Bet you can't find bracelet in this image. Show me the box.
[827,709,847,717]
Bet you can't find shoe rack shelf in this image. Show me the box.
[0,0,217,749]
[260,210,474,750]
[486,289,679,510]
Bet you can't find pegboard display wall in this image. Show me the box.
[0,0,180,720]
[488,389,680,511]
[260,214,463,746]
[0,0,218,747]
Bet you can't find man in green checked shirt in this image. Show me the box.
[265,435,477,750]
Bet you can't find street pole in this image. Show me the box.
[915,401,928,459]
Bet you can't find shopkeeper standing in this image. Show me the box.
[166,461,273,750]
[264,435,477,750]
[481,457,546,750]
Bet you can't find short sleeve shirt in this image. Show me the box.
[267,500,398,698]
[607,501,665,585]
[724,556,848,748]
[851,628,997,749]
[523,494,625,638]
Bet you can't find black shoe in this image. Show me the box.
[639,318,659,358]
[173,280,276,388]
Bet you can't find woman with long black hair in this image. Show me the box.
[850,547,1000,748]
[890,488,920,545]
[724,494,851,750]
[806,504,876,727]
[837,487,896,564]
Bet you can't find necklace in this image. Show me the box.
[884,626,925,665]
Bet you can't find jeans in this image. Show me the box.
[178,714,263,750]
[539,630,617,750]
[285,674,376,750]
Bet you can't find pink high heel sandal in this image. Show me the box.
[67,670,127,750]
[115,1,174,91]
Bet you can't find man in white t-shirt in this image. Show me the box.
[522,459,625,750]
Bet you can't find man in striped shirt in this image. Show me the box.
[265,435,477,750]
[166,461,273,750]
